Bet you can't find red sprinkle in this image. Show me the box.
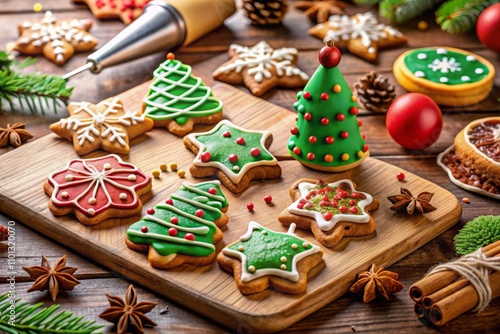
[185,233,195,241]
[462,197,471,204]
[229,153,238,162]
[208,187,218,195]
[350,207,358,214]
[223,131,231,137]
[247,203,254,211]
[236,137,245,145]
[195,209,204,217]
[323,212,333,220]
[141,226,148,233]
[309,136,317,143]
[165,198,173,205]
[320,92,329,101]
[293,147,301,155]
[303,91,311,99]
[325,136,334,144]
[363,144,369,152]
[336,113,345,121]
[264,195,273,203]
[168,228,178,236]
[307,152,315,160]
[358,119,363,127]
[321,117,330,125]
[350,107,358,115]
[339,206,348,213]
[170,217,179,224]
[290,126,299,135]
[200,152,211,162]
[340,131,349,139]
[304,113,312,121]
[396,172,405,181]
[349,199,356,206]
[146,208,155,214]
[250,148,260,157]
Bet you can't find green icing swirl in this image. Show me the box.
[194,122,275,176]
[404,48,489,85]
[144,59,223,125]
[126,181,228,257]
[288,65,366,167]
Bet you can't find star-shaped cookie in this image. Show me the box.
[183,120,282,193]
[308,12,407,62]
[50,97,154,155]
[212,41,309,96]
[13,11,98,65]
[73,0,151,25]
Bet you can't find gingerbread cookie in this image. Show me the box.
[13,11,98,65]
[217,221,323,295]
[143,53,223,137]
[126,181,229,269]
[393,47,495,106]
[44,154,152,226]
[437,117,499,199]
[50,97,154,156]
[308,12,407,62]
[212,41,309,96]
[183,120,282,194]
[278,179,379,247]
[73,0,150,25]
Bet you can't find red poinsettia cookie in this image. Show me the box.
[44,154,152,225]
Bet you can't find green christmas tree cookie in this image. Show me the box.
[288,40,369,172]
[126,180,229,269]
[217,221,323,295]
[143,53,223,136]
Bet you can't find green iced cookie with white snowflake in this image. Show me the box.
[393,47,495,106]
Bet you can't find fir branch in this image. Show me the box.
[380,0,445,24]
[436,0,498,34]
[0,293,103,334]
[454,215,500,255]
[0,51,73,114]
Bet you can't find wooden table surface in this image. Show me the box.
[1,0,499,333]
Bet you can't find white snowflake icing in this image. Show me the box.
[17,11,95,63]
[60,97,146,146]
[218,41,309,82]
[324,12,403,48]
[428,57,462,73]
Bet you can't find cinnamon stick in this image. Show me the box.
[421,278,468,309]
[414,302,427,319]
[429,271,500,326]
[409,239,500,302]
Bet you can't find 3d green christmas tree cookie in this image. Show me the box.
[288,40,369,172]
[143,53,223,136]
[217,221,323,294]
[125,181,229,269]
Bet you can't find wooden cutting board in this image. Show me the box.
[0,83,461,332]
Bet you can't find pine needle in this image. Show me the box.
[0,51,73,115]
[380,0,445,24]
[454,215,500,255]
[436,0,498,34]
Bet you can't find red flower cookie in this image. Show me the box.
[44,154,152,225]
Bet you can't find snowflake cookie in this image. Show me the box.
[213,41,309,96]
[278,178,380,247]
[73,0,151,25]
[393,47,495,106]
[13,11,98,65]
[183,120,282,193]
[50,97,154,155]
[126,181,229,269]
[44,154,152,225]
[217,221,323,294]
[308,12,407,62]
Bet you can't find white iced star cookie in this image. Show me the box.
[278,178,380,248]
[308,12,407,62]
[212,41,309,96]
[393,47,495,106]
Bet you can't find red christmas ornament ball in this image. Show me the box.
[386,93,442,150]
[477,3,500,54]
[264,195,272,203]
[318,42,341,68]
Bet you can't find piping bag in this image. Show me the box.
[63,0,236,79]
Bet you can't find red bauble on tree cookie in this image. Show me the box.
[386,93,442,150]
[476,3,500,54]
[318,40,341,68]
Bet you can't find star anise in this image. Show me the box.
[99,284,157,334]
[387,188,437,215]
[350,263,404,303]
[22,255,80,301]
[0,122,33,148]
[295,0,346,23]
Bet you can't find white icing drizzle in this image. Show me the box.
[49,154,149,217]
[323,12,403,48]
[436,48,447,54]
[428,57,461,73]
[461,76,470,82]
[16,11,95,63]
[466,55,477,62]
[127,230,216,251]
[222,222,321,283]
[415,71,425,78]
[218,41,309,82]
[417,53,427,60]
[59,97,145,146]
[440,77,448,83]
[187,120,279,184]
[475,68,484,74]
[288,179,374,231]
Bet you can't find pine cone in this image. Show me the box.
[353,71,396,113]
[241,0,288,25]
